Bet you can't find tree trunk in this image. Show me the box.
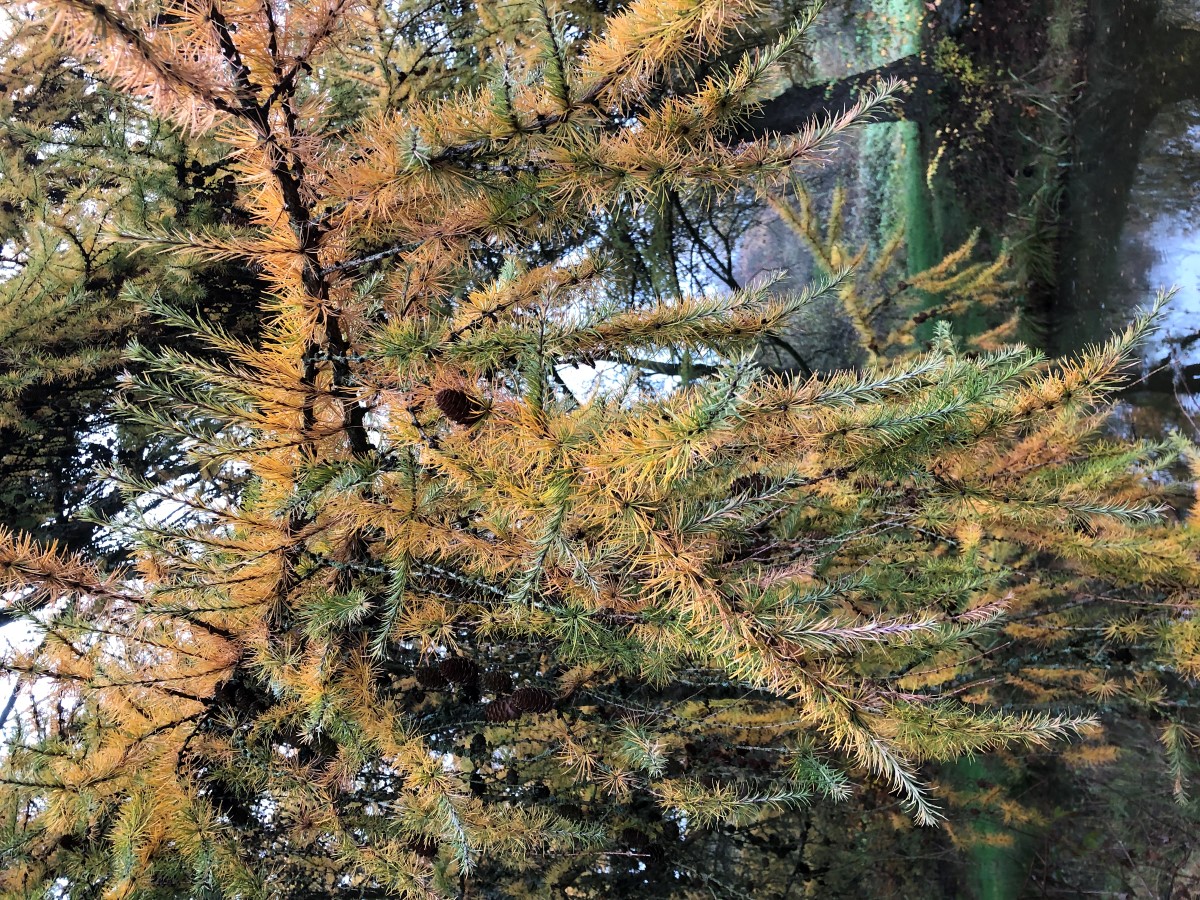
[732,53,945,142]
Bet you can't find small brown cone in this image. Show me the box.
[439,656,479,684]
[434,387,487,426]
[511,686,556,714]
[731,473,771,494]
[485,696,520,723]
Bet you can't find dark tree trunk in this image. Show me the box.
[732,53,946,142]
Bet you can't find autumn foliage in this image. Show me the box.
[0,0,1198,897]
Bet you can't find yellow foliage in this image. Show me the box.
[1062,742,1121,769]
[0,0,1196,896]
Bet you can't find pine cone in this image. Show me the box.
[439,656,479,684]
[434,387,487,426]
[510,686,556,714]
[481,670,513,694]
[485,696,520,723]
[415,664,448,689]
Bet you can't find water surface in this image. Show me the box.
[1059,0,1200,403]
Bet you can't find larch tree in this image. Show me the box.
[0,1,1198,899]
[0,0,819,558]
[0,11,268,557]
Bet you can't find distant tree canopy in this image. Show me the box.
[0,1,1198,899]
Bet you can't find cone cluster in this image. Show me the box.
[485,686,557,722]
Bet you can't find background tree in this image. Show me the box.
[763,130,1200,898]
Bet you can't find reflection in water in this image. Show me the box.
[1058,0,1200,401]
[1117,102,1200,366]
